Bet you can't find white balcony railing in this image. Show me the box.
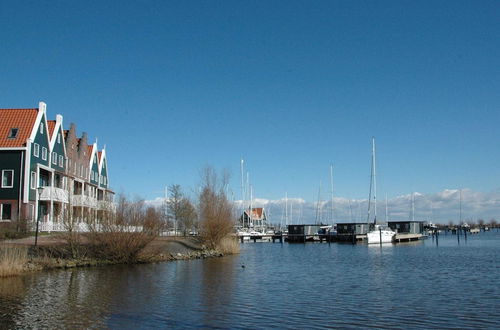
[72,195,97,208]
[97,200,116,211]
[39,186,69,203]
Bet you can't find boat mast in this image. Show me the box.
[459,189,462,225]
[385,193,388,223]
[250,184,253,228]
[373,137,377,224]
[330,164,334,226]
[240,158,245,228]
[367,137,377,225]
[412,192,415,222]
[315,181,322,224]
[285,192,288,230]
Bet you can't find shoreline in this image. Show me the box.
[1,235,227,277]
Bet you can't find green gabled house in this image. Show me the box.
[0,101,114,231]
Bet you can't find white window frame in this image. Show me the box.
[59,155,64,167]
[33,143,40,157]
[52,152,57,165]
[1,170,14,188]
[57,133,61,144]
[42,147,47,160]
[40,123,44,134]
[30,171,37,189]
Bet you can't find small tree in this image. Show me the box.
[167,184,197,236]
[197,167,235,250]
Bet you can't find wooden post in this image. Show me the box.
[379,227,382,246]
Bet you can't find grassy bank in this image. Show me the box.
[0,235,237,278]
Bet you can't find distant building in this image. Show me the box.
[0,102,114,231]
[239,207,267,229]
[388,220,424,234]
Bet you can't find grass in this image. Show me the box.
[0,245,28,277]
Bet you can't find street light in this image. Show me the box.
[34,187,44,247]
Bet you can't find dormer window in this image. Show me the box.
[8,128,19,139]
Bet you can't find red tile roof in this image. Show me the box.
[87,145,93,159]
[98,151,103,162]
[47,120,56,139]
[0,108,38,148]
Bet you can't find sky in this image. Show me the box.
[1,1,499,223]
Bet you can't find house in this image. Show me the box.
[239,207,267,229]
[0,102,114,231]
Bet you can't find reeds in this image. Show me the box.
[217,235,240,255]
[0,245,28,277]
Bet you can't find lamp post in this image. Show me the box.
[34,187,44,247]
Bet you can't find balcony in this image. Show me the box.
[72,194,97,208]
[39,186,69,203]
[97,200,116,211]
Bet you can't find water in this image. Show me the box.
[1,231,499,329]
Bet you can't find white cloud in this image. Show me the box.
[145,188,500,224]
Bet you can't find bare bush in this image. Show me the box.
[198,167,236,251]
[84,195,165,263]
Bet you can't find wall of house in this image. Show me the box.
[0,151,23,200]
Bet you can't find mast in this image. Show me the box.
[330,164,334,225]
[250,184,253,228]
[285,192,288,229]
[367,137,377,225]
[412,192,415,222]
[373,137,377,224]
[315,181,322,224]
[240,158,245,227]
[385,194,388,223]
[459,189,462,224]
[290,201,293,225]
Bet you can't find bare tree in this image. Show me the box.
[197,167,235,250]
[167,184,197,236]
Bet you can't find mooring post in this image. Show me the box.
[240,236,244,243]
[379,227,382,246]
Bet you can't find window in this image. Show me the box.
[52,152,57,164]
[57,133,61,144]
[42,147,47,160]
[1,170,14,188]
[30,171,36,189]
[8,128,19,139]
[33,143,40,157]
[59,155,64,167]
[40,123,44,134]
[0,204,12,220]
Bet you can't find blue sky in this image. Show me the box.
[1,1,499,218]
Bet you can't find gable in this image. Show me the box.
[0,108,38,148]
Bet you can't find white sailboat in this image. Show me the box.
[366,137,396,244]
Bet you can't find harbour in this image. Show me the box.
[1,231,499,329]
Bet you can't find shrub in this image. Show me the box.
[198,167,236,251]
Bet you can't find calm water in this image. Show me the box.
[1,231,499,329]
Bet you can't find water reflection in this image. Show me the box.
[1,232,499,329]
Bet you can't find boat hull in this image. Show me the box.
[367,230,395,244]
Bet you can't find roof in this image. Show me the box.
[0,108,38,148]
[87,145,93,159]
[98,151,103,162]
[47,120,56,139]
[244,208,265,220]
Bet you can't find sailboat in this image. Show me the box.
[366,137,396,244]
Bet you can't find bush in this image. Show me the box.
[198,167,236,251]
